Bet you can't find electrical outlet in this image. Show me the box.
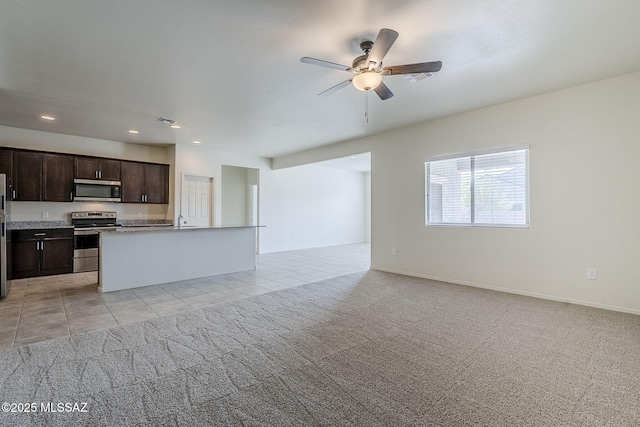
[42,211,49,219]
[586,268,597,280]
[392,248,397,256]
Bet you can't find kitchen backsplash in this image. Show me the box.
[8,201,170,222]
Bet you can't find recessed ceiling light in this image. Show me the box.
[170,124,181,129]
[350,156,356,159]
[128,130,139,134]
[40,115,56,121]
[192,140,201,144]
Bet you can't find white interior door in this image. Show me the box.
[181,174,213,227]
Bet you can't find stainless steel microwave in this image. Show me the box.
[73,179,122,202]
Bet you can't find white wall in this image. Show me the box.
[269,70,640,313]
[0,125,168,163]
[365,172,371,243]
[259,164,367,253]
[173,144,269,227]
[174,144,367,254]
[221,165,249,226]
[366,71,640,314]
[0,126,171,221]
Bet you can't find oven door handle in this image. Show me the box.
[74,229,101,235]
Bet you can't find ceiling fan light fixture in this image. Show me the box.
[352,71,383,91]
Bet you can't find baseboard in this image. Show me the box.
[372,267,640,316]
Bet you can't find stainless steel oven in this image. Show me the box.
[72,211,120,272]
[73,229,100,272]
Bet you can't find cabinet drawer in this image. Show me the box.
[12,228,73,241]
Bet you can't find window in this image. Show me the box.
[425,148,529,227]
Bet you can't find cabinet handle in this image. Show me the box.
[70,192,73,201]
[95,171,98,179]
[144,195,147,202]
[12,189,16,199]
[99,171,102,178]
[34,233,46,236]
[141,195,144,202]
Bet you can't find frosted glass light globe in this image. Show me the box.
[352,71,383,91]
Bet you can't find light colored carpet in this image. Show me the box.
[1,270,639,426]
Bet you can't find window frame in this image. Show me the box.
[425,146,530,228]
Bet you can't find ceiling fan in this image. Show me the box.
[300,28,442,101]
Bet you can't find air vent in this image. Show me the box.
[403,72,434,83]
[157,117,176,125]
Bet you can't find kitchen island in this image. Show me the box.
[99,226,260,292]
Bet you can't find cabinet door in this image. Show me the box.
[99,159,121,181]
[41,238,73,274]
[0,148,12,188]
[145,164,169,204]
[121,161,145,203]
[11,239,39,279]
[12,151,42,201]
[43,153,74,202]
[75,157,100,179]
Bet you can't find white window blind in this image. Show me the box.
[425,148,529,227]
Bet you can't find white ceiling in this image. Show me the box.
[1,0,640,160]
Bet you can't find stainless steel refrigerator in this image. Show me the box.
[0,174,9,298]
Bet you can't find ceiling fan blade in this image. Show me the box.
[301,57,354,72]
[319,79,352,96]
[382,61,443,75]
[366,28,399,68]
[374,81,393,100]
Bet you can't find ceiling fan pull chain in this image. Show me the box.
[365,91,369,123]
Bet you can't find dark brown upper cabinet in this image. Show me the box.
[12,151,42,201]
[121,161,168,204]
[75,156,121,181]
[144,164,169,204]
[0,148,12,189]
[0,146,168,204]
[42,153,74,202]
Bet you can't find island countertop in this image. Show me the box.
[100,225,264,234]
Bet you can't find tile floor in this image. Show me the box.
[0,243,370,350]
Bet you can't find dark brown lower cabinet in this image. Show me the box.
[10,229,73,279]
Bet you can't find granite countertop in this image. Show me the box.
[8,221,74,230]
[8,219,172,231]
[8,220,263,233]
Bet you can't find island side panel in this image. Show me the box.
[99,228,257,292]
